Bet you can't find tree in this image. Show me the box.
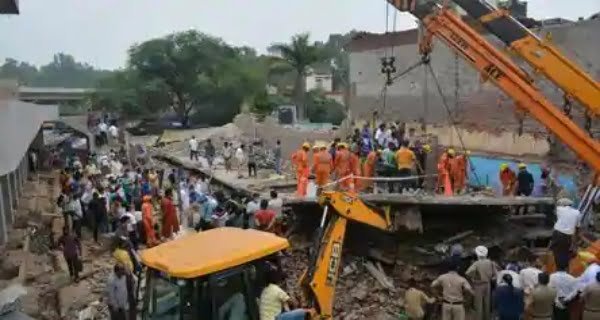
[127,30,265,125]
[268,33,325,121]
[305,91,346,125]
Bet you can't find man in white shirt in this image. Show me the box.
[497,265,522,288]
[578,256,600,290]
[375,124,389,148]
[189,136,199,161]
[519,257,543,295]
[549,264,579,317]
[551,197,581,269]
[98,121,108,146]
[268,190,283,219]
[108,124,119,146]
[246,193,260,229]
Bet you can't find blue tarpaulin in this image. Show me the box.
[468,155,577,200]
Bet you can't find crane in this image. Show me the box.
[386,0,600,176]
[451,0,600,117]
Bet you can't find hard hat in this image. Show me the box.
[312,145,319,150]
[319,143,327,150]
[376,149,383,154]
[500,163,508,170]
[338,142,347,148]
[465,150,471,155]
[302,142,311,149]
[474,245,488,258]
[423,144,432,152]
[578,251,598,264]
[447,148,455,156]
[518,162,527,169]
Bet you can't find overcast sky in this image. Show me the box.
[0,0,598,69]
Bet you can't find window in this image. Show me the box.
[146,272,181,320]
[315,78,324,90]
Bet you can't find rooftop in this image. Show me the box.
[140,227,290,279]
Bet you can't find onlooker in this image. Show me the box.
[69,193,84,239]
[273,140,282,175]
[549,262,579,320]
[189,135,199,161]
[465,245,498,320]
[109,123,119,146]
[582,272,600,320]
[431,262,473,320]
[494,273,525,320]
[205,139,216,168]
[58,227,81,282]
[105,263,129,320]
[222,142,233,172]
[519,256,543,306]
[247,144,258,178]
[89,191,108,243]
[528,273,556,320]
[268,190,283,219]
[254,199,276,232]
[245,193,260,229]
[161,189,180,239]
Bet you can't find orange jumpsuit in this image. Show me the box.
[141,198,158,247]
[292,149,310,196]
[360,151,378,191]
[499,168,517,195]
[436,153,451,193]
[314,150,332,187]
[448,156,462,193]
[334,149,352,190]
[350,153,361,192]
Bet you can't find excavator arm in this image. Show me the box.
[301,191,394,318]
[452,0,600,116]
[387,1,600,174]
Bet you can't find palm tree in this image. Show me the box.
[268,33,324,121]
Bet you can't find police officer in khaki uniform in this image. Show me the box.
[465,245,498,320]
[528,273,556,320]
[432,262,473,320]
[583,271,600,320]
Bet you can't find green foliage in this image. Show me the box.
[251,91,290,116]
[305,91,346,125]
[0,53,112,87]
[268,33,327,120]
[91,30,266,125]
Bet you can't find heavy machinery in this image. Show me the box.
[140,190,396,319]
[386,0,600,173]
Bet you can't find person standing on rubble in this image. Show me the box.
[291,143,310,196]
[499,163,517,196]
[405,278,435,319]
[329,138,340,163]
[141,195,158,247]
[106,263,129,320]
[395,140,417,192]
[334,143,352,191]
[453,151,469,194]
[222,142,233,172]
[205,139,216,169]
[515,163,534,197]
[58,227,82,283]
[235,144,246,178]
[247,144,258,178]
[414,144,430,189]
[273,140,282,175]
[436,149,453,195]
[466,245,499,320]
[349,144,362,192]
[189,135,199,161]
[431,262,474,320]
[550,197,581,270]
[360,149,379,191]
[314,144,332,190]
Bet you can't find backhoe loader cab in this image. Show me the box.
[140,227,290,320]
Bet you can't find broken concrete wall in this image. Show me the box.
[233,114,337,159]
[348,19,600,134]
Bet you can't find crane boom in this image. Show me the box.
[387,1,600,173]
[452,0,600,115]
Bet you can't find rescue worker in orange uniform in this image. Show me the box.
[349,145,362,192]
[450,150,469,194]
[499,163,517,195]
[436,148,455,195]
[334,143,352,190]
[311,145,320,173]
[141,195,159,247]
[360,149,380,191]
[314,144,332,189]
[395,140,417,192]
[291,142,311,196]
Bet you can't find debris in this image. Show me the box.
[364,261,394,290]
[368,248,395,265]
[0,284,27,316]
[441,230,474,244]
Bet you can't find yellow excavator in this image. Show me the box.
[140,190,396,319]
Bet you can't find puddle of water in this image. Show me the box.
[468,155,577,200]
